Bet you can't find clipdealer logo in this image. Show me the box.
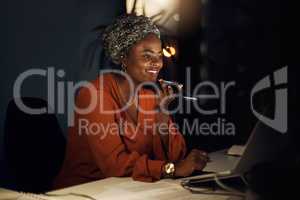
[250,66,288,134]
[12,66,288,136]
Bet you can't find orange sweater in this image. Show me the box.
[53,73,186,189]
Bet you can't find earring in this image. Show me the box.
[121,63,127,72]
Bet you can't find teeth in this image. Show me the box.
[147,70,158,74]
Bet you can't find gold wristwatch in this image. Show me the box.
[163,162,175,178]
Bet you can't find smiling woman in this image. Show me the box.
[53,14,209,189]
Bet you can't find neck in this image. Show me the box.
[119,73,141,89]
[116,74,139,104]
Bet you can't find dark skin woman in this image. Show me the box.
[117,33,208,178]
[53,15,208,189]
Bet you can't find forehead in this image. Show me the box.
[130,34,162,52]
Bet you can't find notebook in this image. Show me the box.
[16,193,58,200]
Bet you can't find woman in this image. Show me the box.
[53,15,208,189]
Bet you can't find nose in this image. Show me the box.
[151,56,163,69]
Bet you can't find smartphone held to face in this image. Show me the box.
[159,79,198,101]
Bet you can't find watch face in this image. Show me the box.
[165,163,175,174]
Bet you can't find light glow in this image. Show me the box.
[163,46,176,58]
[126,0,180,35]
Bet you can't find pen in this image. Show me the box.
[182,96,198,101]
[160,80,180,86]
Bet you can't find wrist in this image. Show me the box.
[156,107,169,124]
[156,104,171,116]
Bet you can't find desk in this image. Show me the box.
[0,188,20,199]
[0,177,244,200]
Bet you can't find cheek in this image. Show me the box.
[126,61,147,78]
[158,59,163,68]
[129,59,148,72]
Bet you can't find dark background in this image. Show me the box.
[1,0,292,190]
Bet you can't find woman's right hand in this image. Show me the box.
[174,149,209,177]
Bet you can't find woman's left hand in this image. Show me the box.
[157,79,183,113]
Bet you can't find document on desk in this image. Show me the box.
[16,193,58,200]
[48,177,240,200]
[0,189,58,200]
[92,180,232,200]
[227,145,246,156]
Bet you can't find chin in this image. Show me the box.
[147,77,158,83]
[139,75,157,83]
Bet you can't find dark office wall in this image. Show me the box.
[0,0,124,188]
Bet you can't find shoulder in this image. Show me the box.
[76,73,119,105]
[90,73,116,91]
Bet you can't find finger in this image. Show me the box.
[167,85,176,100]
[159,80,176,101]
[200,155,209,163]
[193,151,209,163]
[159,79,183,94]
[194,160,207,171]
[193,149,207,155]
[188,149,200,159]
[193,156,208,170]
[177,84,183,93]
[167,85,174,95]
[193,149,209,159]
[194,154,209,164]
[158,79,169,95]
[191,149,200,153]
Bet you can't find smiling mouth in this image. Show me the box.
[145,69,159,75]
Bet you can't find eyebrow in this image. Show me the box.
[143,49,162,54]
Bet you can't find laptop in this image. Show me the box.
[181,119,289,183]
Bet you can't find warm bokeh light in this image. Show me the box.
[163,48,172,57]
[126,0,179,16]
[173,13,180,22]
[163,46,176,57]
[126,0,180,35]
[168,46,176,55]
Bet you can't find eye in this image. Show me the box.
[143,54,151,60]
